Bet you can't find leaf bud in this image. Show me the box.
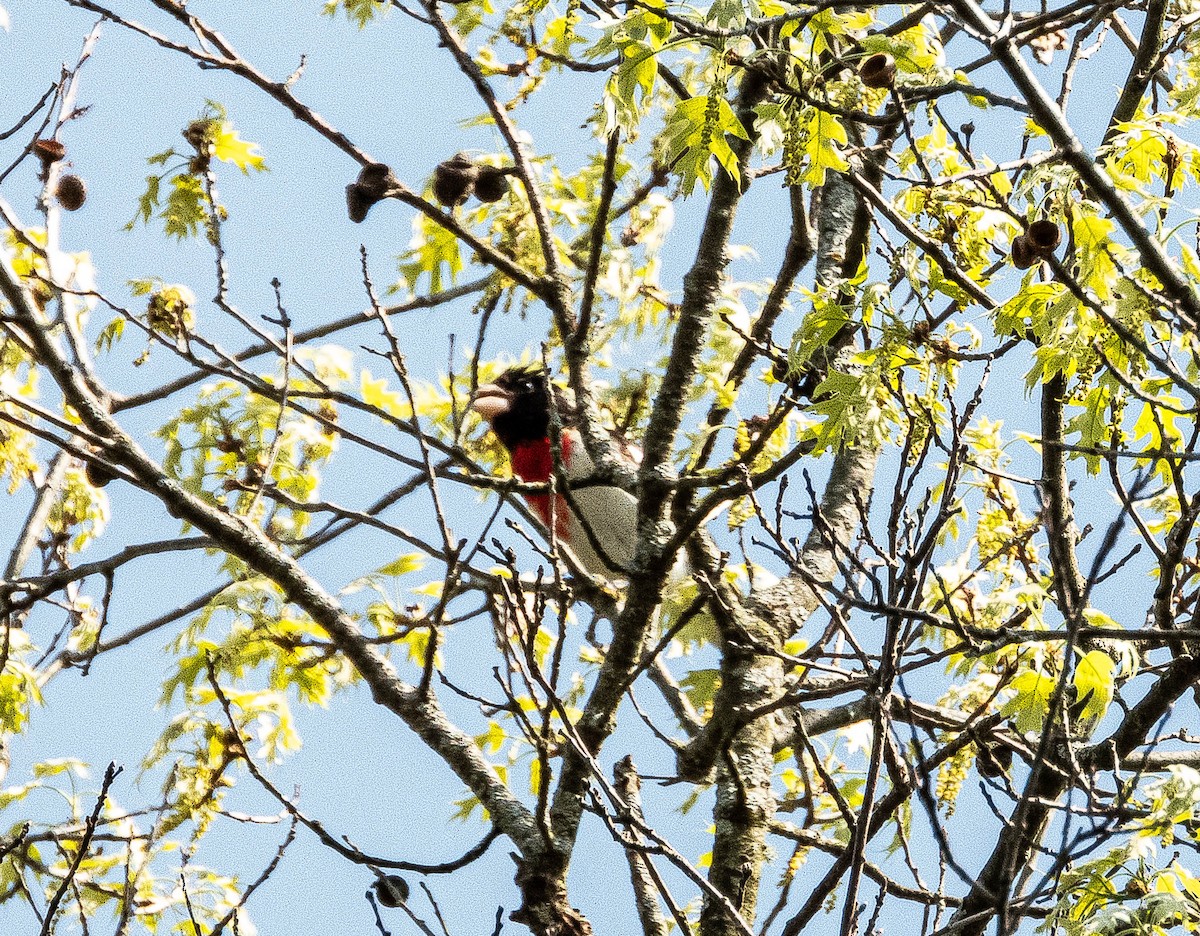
[85,459,116,489]
[976,743,1011,778]
[147,285,196,337]
[346,184,370,223]
[33,139,66,166]
[346,162,400,223]
[183,118,219,155]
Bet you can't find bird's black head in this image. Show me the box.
[473,366,553,451]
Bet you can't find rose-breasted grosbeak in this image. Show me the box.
[473,366,639,579]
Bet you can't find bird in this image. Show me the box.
[472,365,639,579]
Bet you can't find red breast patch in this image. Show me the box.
[510,434,573,538]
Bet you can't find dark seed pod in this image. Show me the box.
[1026,220,1061,257]
[85,459,116,489]
[432,154,478,206]
[33,139,66,166]
[474,165,511,203]
[976,743,1012,778]
[346,184,371,223]
[55,174,87,211]
[859,52,896,89]
[356,163,398,201]
[346,163,398,223]
[373,875,409,908]
[1010,234,1036,269]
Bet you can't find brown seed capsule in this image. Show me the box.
[346,163,398,223]
[346,183,371,223]
[859,52,896,89]
[33,139,66,166]
[976,743,1012,778]
[30,282,53,311]
[1026,219,1061,257]
[85,459,116,489]
[55,174,87,211]
[356,162,397,200]
[474,165,511,203]
[432,154,477,206]
[373,875,409,908]
[1010,234,1036,269]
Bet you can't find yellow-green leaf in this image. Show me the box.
[1072,650,1115,726]
[361,371,409,417]
[212,121,267,173]
[377,553,425,577]
[1002,669,1055,733]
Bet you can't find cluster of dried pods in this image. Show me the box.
[33,138,87,211]
[345,154,514,224]
[432,154,514,207]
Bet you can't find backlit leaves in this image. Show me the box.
[1002,669,1055,733]
[322,0,386,27]
[128,104,265,239]
[662,91,749,195]
[398,211,464,293]
[1071,650,1116,735]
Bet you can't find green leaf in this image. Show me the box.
[475,720,506,754]
[616,42,658,105]
[1002,669,1055,733]
[323,0,386,27]
[127,173,162,230]
[1072,650,1115,727]
[1065,383,1114,474]
[662,93,749,194]
[361,371,410,417]
[680,668,721,712]
[397,213,463,293]
[797,107,848,187]
[32,758,87,778]
[164,173,207,240]
[94,316,125,354]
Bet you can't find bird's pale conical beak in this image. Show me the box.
[472,384,512,422]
